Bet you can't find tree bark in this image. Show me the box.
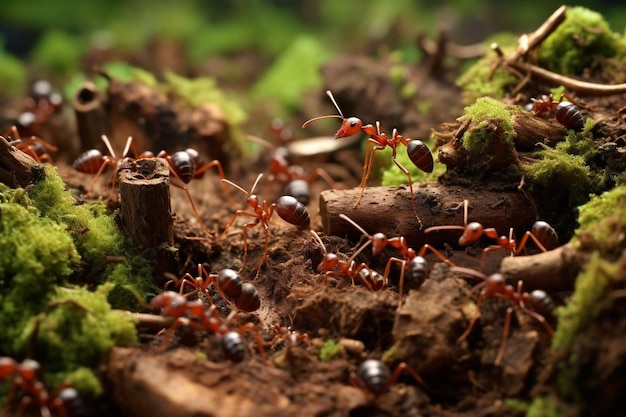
[0,136,43,188]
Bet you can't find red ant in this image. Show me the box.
[302,90,434,225]
[163,265,261,312]
[310,229,381,291]
[424,200,558,270]
[149,291,266,362]
[339,213,455,306]
[529,94,585,131]
[2,125,58,164]
[222,174,311,278]
[248,134,340,205]
[14,80,64,138]
[0,356,81,417]
[271,324,311,348]
[351,359,430,397]
[451,267,556,365]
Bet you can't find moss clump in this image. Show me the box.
[521,146,592,231]
[319,339,343,362]
[18,284,138,396]
[462,97,515,155]
[536,7,626,76]
[456,33,519,104]
[525,395,563,417]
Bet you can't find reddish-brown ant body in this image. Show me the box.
[351,359,429,396]
[424,200,558,270]
[248,134,339,205]
[0,356,81,417]
[452,267,556,365]
[14,80,64,138]
[149,291,266,362]
[2,125,58,164]
[310,230,380,291]
[530,94,585,131]
[222,174,310,277]
[163,265,261,313]
[302,90,433,225]
[339,214,454,306]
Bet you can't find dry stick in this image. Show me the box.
[73,81,108,151]
[118,158,177,284]
[320,183,536,251]
[509,5,567,61]
[499,243,587,293]
[0,135,42,188]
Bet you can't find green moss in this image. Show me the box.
[251,35,330,113]
[381,139,443,186]
[319,339,343,361]
[522,147,592,211]
[502,398,528,416]
[29,30,84,79]
[18,284,138,396]
[537,7,626,75]
[525,395,562,417]
[456,33,519,103]
[0,39,27,98]
[461,97,515,158]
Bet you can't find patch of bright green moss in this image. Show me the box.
[461,97,515,155]
[537,7,626,76]
[521,147,592,211]
[525,395,562,417]
[18,283,138,396]
[319,339,343,361]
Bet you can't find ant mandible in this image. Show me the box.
[163,264,261,312]
[149,291,266,362]
[339,214,455,307]
[0,356,83,417]
[451,267,556,365]
[529,93,585,131]
[424,199,559,271]
[302,90,434,226]
[222,173,311,278]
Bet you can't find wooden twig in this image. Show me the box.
[499,243,587,293]
[118,158,174,249]
[0,136,43,188]
[509,5,567,61]
[73,81,108,151]
[320,183,536,250]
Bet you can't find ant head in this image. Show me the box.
[247,194,259,208]
[371,232,388,256]
[302,90,363,139]
[459,222,484,246]
[317,253,338,271]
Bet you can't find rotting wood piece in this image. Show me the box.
[320,183,536,250]
[118,157,174,249]
[500,243,587,293]
[0,135,43,188]
[72,81,108,152]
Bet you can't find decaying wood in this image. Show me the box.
[0,136,43,188]
[118,158,173,249]
[72,81,108,151]
[320,183,536,249]
[500,243,587,292]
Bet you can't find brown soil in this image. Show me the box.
[7,28,626,417]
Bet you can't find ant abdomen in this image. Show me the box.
[73,149,105,174]
[284,179,310,205]
[235,283,261,312]
[170,151,195,183]
[528,289,556,321]
[217,269,243,301]
[408,256,428,289]
[406,139,434,173]
[221,331,246,362]
[355,359,391,396]
[531,221,559,251]
[555,101,584,131]
[275,195,310,228]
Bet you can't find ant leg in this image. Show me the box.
[417,244,456,267]
[193,160,236,206]
[478,245,505,272]
[353,142,384,208]
[236,322,268,362]
[494,306,514,366]
[391,153,422,226]
[169,177,213,238]
[388,362,431,392]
